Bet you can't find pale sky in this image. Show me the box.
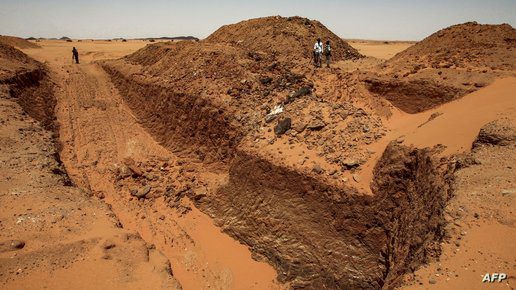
[0,0,514,41]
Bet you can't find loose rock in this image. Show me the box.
[274,118,292,136]
[132,185,151,198]
[307,119,325,131]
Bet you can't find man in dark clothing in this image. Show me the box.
[72,47,79,64]
[324,40,331,68]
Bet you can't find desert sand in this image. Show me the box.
[347,40,415,60]
[0,16,515,290]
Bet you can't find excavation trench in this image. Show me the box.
[7,52,456,289]
[2,66,56,131]
[102,66,456,289]
[1,64,74,185]
[101,64,241,162]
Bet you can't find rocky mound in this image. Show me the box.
[104,40,316,161]
[103,38,384,167]
[0,35,40,49]
[206,16,363,62]
[364,22,516,113]
[387,22,516,71]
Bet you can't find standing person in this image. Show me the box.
[72,47,79,64]
[313,38,323,68]
[324,40,332,68]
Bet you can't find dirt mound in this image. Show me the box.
[387,22,516,71]
[104,40,314,161]
[101,17,381,165]
[364,22,516,113]
[103,41,385,171]
[206,16,363,62]
[0,35,40,49]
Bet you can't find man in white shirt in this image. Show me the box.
[313,38,323,67]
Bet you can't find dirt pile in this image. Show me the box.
[103,32,380,166]
[102,41,298,161]
[206,16,363,62]
[0,35,40,49]
[100,16,388,174]
[364,22,516,113]
[0,43,40,78]
[388,22,515,71]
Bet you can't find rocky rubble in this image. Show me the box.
[472,118,515,148]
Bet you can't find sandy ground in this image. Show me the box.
[22,40,282,290]
[346,40,415,60]
[388,79,516,289]
[3,37,513,289]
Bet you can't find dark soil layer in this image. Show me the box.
[200,143,454,289]
[364,77,469,113]
[102,63,242,162]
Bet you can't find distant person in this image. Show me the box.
[324,40,332,68]
[313,38,323,68]
[72,47,79,64]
